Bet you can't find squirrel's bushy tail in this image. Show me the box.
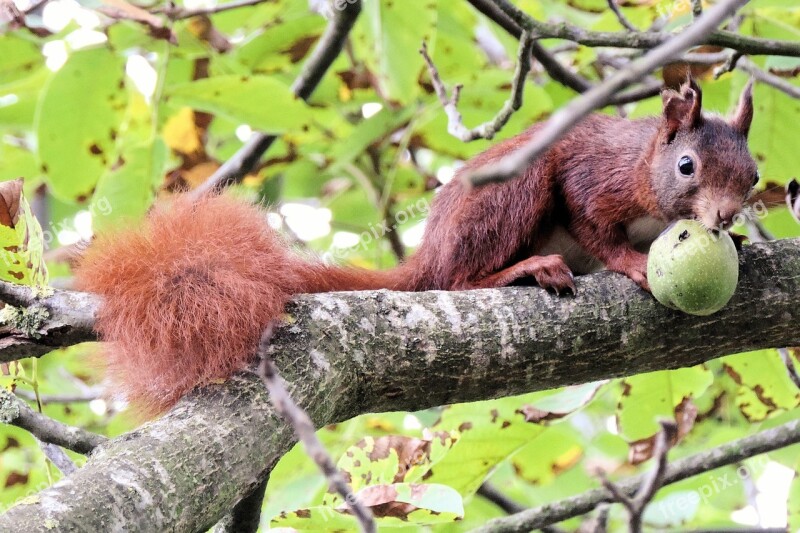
[75,194,407,415]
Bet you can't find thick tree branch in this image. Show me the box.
[189,0,362,199]
[0,239,798,530]
[465,0,749,186]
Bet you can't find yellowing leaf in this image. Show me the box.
[162,107,203,155]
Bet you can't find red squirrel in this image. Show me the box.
[75,79,758,414]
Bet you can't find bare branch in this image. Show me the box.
[0,390,106,454]
[691,0,703,18]
[257,330,376,533]
[713,51,743,78]
[491,0,800,57]
[189,0,362,199]
[157,0,273,20]
[472,417,800,532]
[464,0,749,186]
[420,30,534,141]
[607,0,638,32]
[477,483,526,515]
[39,441,77,476]
[738,58,800,99]
[779,348,800,390]
[14,388,102,404]
[467,0,659,105]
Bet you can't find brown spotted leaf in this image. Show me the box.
[322,432,458,508]
[271,483,463,530]
[0,179,47,288]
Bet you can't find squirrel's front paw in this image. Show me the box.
[609,253,650,292]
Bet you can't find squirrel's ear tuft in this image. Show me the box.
[661,77,703,142]
[730,79,754,138]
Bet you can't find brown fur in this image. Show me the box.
[75,80,758,414]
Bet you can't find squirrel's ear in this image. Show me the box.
[730,79,754,138]
[661,78,703,142]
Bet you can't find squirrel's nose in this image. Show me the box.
[716,207,739,228]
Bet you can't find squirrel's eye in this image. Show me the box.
[752,170,760,187]
[678,155,695,177]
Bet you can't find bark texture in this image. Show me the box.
[0,239,798,531]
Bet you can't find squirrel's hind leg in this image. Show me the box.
[460,254,576,295]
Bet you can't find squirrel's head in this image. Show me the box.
[649,79,758,231]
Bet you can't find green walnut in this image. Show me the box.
[647,219,739,316]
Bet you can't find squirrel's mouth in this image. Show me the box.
[693,194,744,233]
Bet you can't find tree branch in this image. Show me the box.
[257,331,375,532]
[0,391,106,454]
[473,418,800,532]
[490,0,800,57]
[157,0,274,20]
[0,239,798,530]
[464,0,749,186]
[189,0,362,199]
[420,30,534,141]
[466,0,661,105]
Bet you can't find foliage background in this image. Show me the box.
[1,0,800,530]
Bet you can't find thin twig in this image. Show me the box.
[420,29,534,141]
[779,348,800,390]
[157,0,272,20]
[691,0,703,18]
[738,57,800,99]
[607,0,637,32]
[470,417,800,532]
[257,329,376,533]
[464,0,749,186]
[467,0,659,105]
[0,390,106,455]
[477,482,526,514]
[491,0,800,58]
[14,388,102,404]
[189,0,362,199]
[713,50,743,78]
[39,441,77,476]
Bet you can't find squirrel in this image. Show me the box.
[74,79,759,415]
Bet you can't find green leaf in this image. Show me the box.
[0,142,38,183]
[326,106,416,174]
[789,474,800,531]
[0,68,49,130]
[748,78,800,185]
[510,424,583,485]
[617,366,712,442]
[164,75,312,133]
[36,47,127,203]
[235,14,326,72]
[723,349,800,421]
[357,0,438,103]
[0,35,41,84]
[427,383,603,495]
[92,91,165,232]
[273,483,463,529]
